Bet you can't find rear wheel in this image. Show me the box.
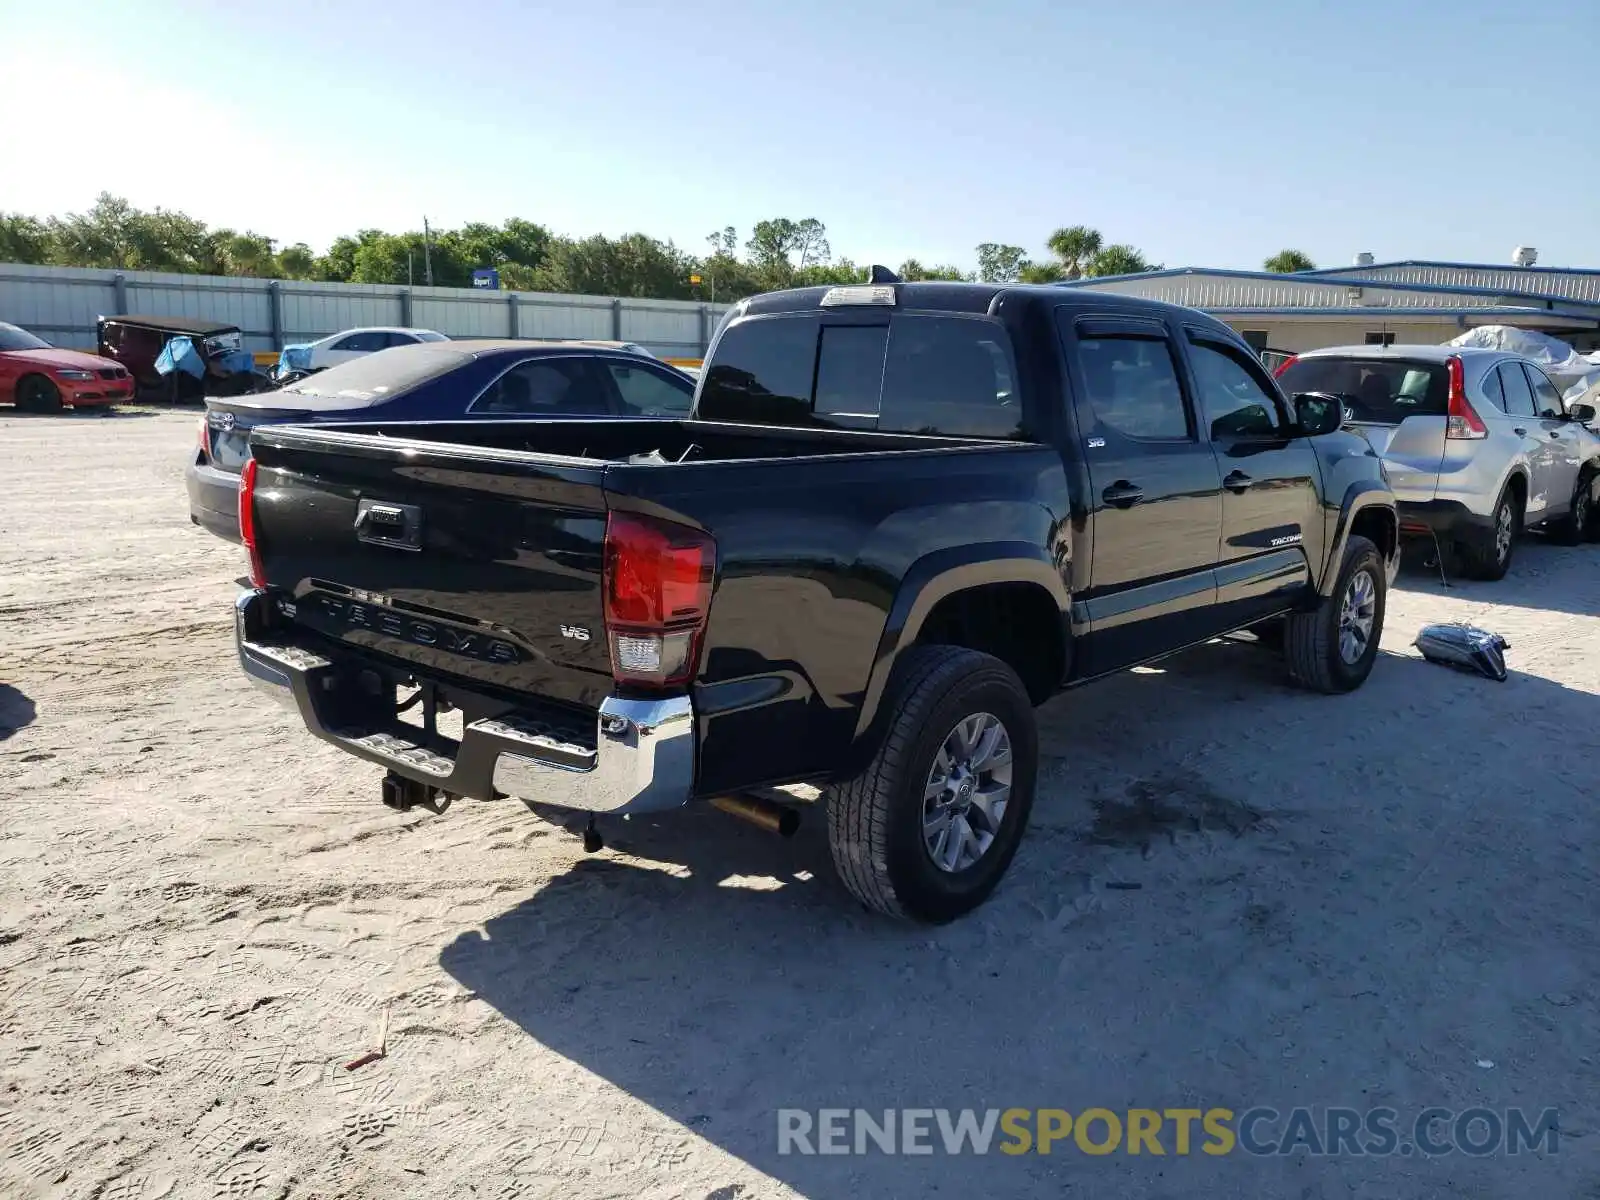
[1284,535,1385,694]
[825,646,1037,923]
[1551,468,1596,546]
[1455,486,1520,581]
[15,375,62,413]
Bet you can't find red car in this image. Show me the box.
[0,321,134,411]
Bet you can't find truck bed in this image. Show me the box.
[244,417,1055,794]
[257,416,1003,465]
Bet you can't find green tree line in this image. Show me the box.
[1,193,1311,300]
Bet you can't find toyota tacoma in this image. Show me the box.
[232,280,1399,922]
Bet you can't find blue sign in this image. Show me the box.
[472,268,501,290]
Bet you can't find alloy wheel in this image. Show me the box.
[1338,569,1377,666]
[1494,501,1514,564]
[921,712,1013,873]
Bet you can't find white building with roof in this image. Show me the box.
[1065,252,1600,357]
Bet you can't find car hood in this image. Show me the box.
[7,348,123,372]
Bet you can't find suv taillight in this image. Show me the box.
[196,415,210,459]
[1445,355,1487,440]
[238,458,266,587]
[602,511,715,688]
[1273,355,1298,379]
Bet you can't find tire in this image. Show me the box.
[1454,485,1520,581]
[825,645,1037,923]
[1284,534,1385,694]
[15,375,62,413]
[1551,468,1596,546]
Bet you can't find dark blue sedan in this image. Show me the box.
[186,339,696,541]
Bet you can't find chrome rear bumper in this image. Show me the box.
[235,589,695,814]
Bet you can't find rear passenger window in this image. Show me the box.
[604,361,693,416]
[879,315,1021,438]
[1498,363,1537,418]
[473,358,607,415]
[333,331,387,352]
[1076,335,1190,441]
[1525,365,1564,419]
[1480,365,1505,410]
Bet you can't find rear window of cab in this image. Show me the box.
[697,313,1023,439]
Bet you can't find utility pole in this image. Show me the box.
[408,249,414,286]
[422,217,434,287]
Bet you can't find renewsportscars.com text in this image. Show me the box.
[777,1106,1560,1157]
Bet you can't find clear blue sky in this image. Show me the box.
[3,0,1595,272]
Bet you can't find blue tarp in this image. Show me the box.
[216,348,256,376]
[154,336,205,379]
[275,344,312,378]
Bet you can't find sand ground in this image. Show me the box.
[1,409,1597,1199]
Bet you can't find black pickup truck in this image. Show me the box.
[234,281,1399,923]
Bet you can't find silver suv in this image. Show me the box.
[1276,346,1600,579]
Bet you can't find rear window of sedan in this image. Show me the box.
[1276,356,1447,425]
[277,344,472,407]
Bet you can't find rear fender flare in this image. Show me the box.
[851,543,1071,741]
[1495,464,1530,511]
[1320,482,1397,596]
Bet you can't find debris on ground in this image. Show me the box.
[1415,623,1510,681]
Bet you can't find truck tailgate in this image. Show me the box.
[248,427,615,711]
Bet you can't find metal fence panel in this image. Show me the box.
[0,262,731,357]
[414,294,509,338]
[0,264,116,347]
[123,280,271,336]
[515,297,614,342]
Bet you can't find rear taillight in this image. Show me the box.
[1445,355,1487,440]
[602,511,715,688]
[238,458,266,587]
[196,415,210,459]
[1273,355,1298,379]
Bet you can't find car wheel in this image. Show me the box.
[1455,486,1520,581]
[825,645,1037,923]
[1552,468,1596,546]
[16,375,63,413]
[1284,535,1385,694]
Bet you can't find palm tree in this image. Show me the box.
[1085,244,1153,277]
[1264,249,1316,273]
[1046,225,1103,280]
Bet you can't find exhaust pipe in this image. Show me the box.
[711,793,800,838]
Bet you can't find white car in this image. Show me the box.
[281,327,448,376]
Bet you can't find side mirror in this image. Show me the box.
[1568,403,1596,424]
[1293,392,1346,437]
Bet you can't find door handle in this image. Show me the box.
[1101,480,1145,508]
[1223,470,1254,493]
[1513,428,1527,436]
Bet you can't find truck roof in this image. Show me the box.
[736,280,1241,337]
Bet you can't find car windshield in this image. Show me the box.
[276,344,473,407]
[0,322,51,351]
[1276,356,1448,425]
